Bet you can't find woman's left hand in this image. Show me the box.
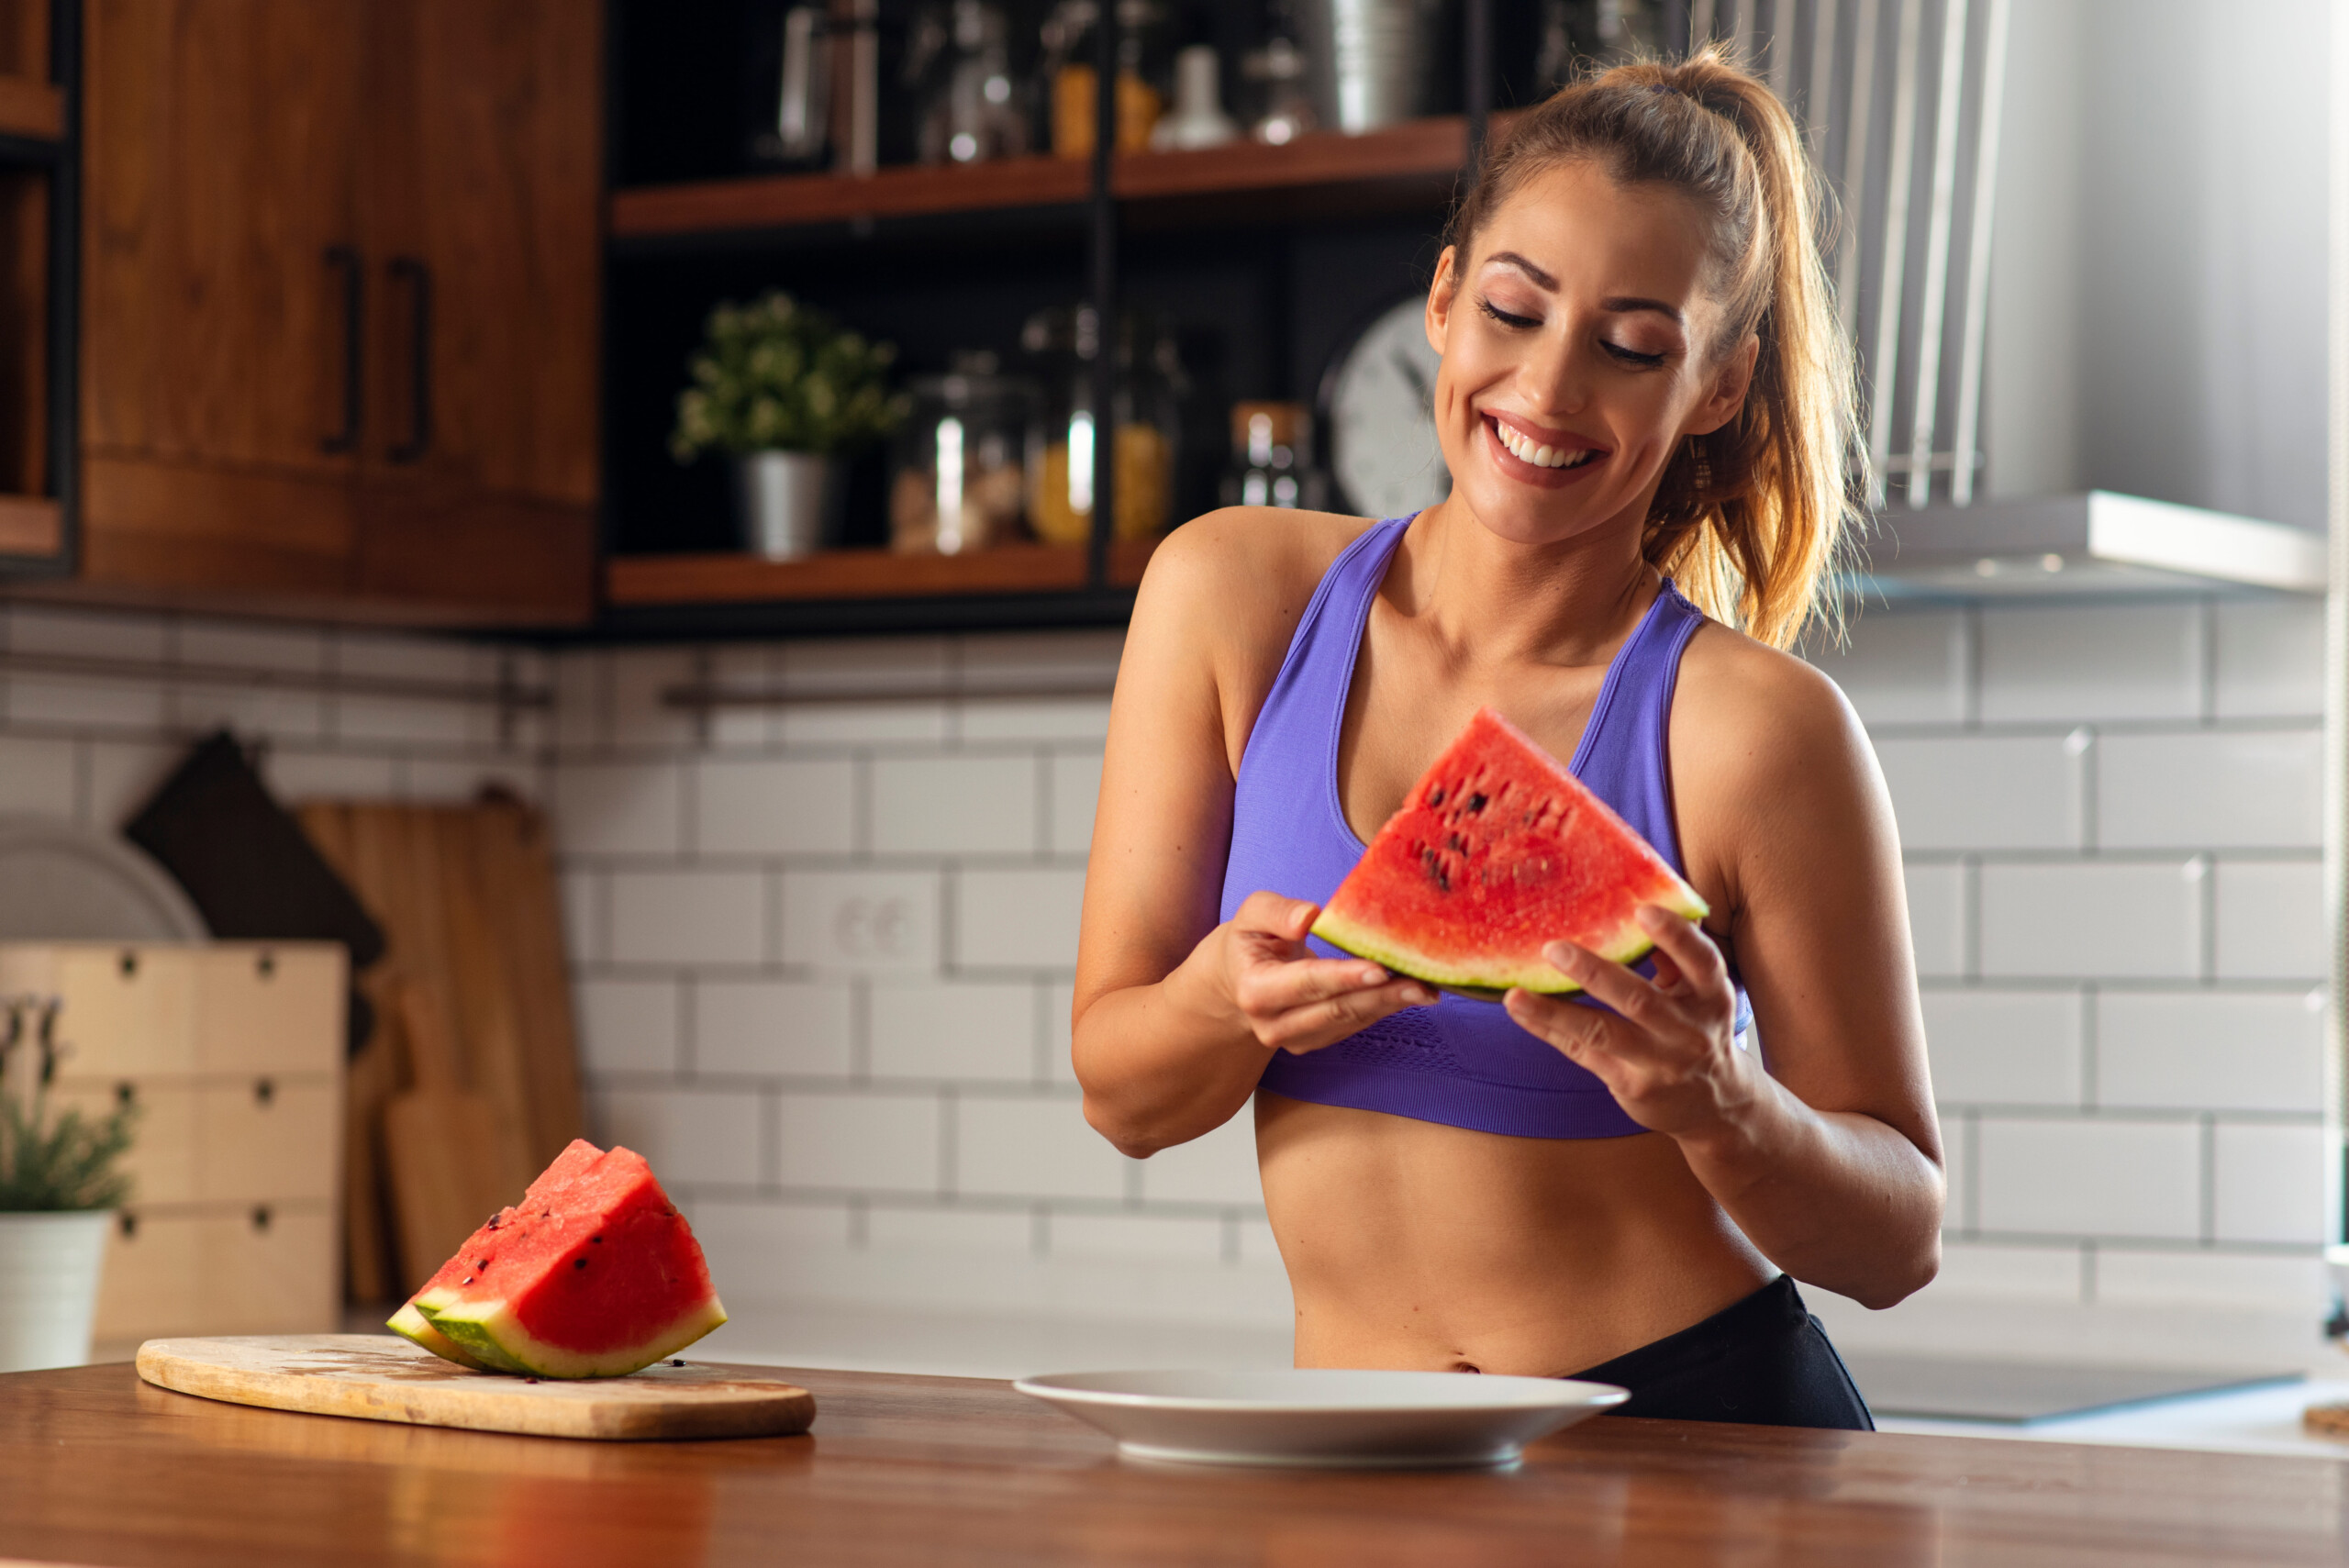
[1502,905,1757,1141]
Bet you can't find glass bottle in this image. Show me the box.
[1040,0,1170,159]
[1221,401,1322,510]
[1021,305,1183,546]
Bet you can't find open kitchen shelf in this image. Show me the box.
[607,538,1158,606]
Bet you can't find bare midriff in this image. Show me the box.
[1255,1089,1776,1376]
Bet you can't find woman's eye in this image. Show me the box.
[1477,298,1539,330]
[1603,341,1669,368]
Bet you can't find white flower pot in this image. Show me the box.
[0,1210,112,1372]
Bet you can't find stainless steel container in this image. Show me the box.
[733,450,845,559]
[1295,0,1442,134]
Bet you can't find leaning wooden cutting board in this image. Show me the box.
[137,1335,816,1440]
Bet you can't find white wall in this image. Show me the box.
[1985,0,2329,529]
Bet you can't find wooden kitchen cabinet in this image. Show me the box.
[69,0,600,626]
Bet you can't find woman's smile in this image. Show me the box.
[1483,411,1609,487]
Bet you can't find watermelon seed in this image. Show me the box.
[1428,786,1445,806]
[672,1359,685,1367]
[574,1258,587,1269]
[592,1235,603,1243]
[1467,793,1488,812]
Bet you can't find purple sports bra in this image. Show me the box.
[1219,516,1754,1140]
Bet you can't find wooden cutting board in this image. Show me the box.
[136,1336,816,1441]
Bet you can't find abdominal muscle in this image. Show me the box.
[1254,1089,1776,1376]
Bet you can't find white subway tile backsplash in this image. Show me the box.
[591,1087,762,1186]
[171,684,325,741]
[785,636,950,695]
[84,739,182,828]
[782,869,940,973]
[695,757,854,855]
[1976,1118,2200,1239]
[954,867,1085,970]
[2214,597,2323,719]
[956,1095,1130,1200]
[175,621,328,674]
[2095,991,2324,1114]
[1046,979,1078,1084]
[8,605,167,661]
[333,695,472,746]
[687,1198,853,1298]
[2211,1124,2326,1246]
[1903,863,1967,979]
[868,980,1036,1081]
[780,700,950,748]
[1050,1212,1224,1261]
[1875,735,2081,851]
[557,761,683,856]
[1925,1242,2082,1301]
[959,697,1113,744]
[403,756,542,803]
[704,645,782,751]
[333,630,473,684]
[1978,603,2203,722]
[8,675,167,731]
[2096,729,2321,850]
[1049,752,1102,859]
[575,978,680,1076]
[263,748,400,803]
[553,650,608,752]
[609,869,766,965]
[864,1205,1034,1255]
[871,754,1037,856]
[775,1091,940,1193]
[607,648,697,751]
[1238,1216,1285,1266]
[0,734,74,816]
[2092,1249,2325,1310]
[1806,609,1967,725]
[1976,862,2200,980]
[561,869,602,964]
[1920,990,2081,1106]
[1135,1109,1262,1207]
[695,979,853,1077]
[2213,861,2327,981]
[958,629,1124,692]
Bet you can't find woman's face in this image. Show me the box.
[1425,158,1757,550]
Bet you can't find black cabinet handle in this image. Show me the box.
[322,245,363,454]
[388,256,432,463]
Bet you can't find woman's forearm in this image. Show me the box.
[1074,963,1273,1158]
[1676,1073,1943,1308]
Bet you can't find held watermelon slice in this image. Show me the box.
[1311,706,1709,998]
[385,1139,728,1378]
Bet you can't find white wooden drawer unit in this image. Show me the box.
[0,942,346,1341]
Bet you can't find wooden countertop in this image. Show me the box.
[6,1360,2347,1565]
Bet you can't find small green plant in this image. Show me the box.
[0,998,135,1212]
[670,290,906,460]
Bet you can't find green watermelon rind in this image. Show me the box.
[413,1289,729,1380]
[1311,878,1710,998]
[386,1298,495,1371]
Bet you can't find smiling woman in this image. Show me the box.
[1071,46,1938,1432]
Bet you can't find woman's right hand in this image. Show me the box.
[1194,891,1439,1054]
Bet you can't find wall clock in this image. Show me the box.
[1319,293,1453,520]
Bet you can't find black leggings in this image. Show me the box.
[1565,1274,1873,1430]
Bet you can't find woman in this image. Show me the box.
[1071,49,1940,1429]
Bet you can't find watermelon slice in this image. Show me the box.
[1311,706,1709,998]
[386,1139,728,1378]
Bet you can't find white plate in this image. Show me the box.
[1013,1368,1627,1469]
[0,817,206,940]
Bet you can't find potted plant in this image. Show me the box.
[0,996,134,1372]
[671,291,906,559]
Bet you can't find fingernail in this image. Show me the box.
[1544,941,1581,967]
[1360,964,1387,985]
[1635,906,1668,931]
[1405,986,1437,1006]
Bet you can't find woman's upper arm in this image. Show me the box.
[1675,639,1942,1162]
[1074,514,1310,1018]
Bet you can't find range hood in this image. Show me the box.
[1847,491,2327,599]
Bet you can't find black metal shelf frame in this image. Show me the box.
[0,0,79,580]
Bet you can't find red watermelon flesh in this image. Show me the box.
[386,1139,727,1378]
[1311,706,1709,997]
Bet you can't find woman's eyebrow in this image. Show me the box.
[1598,296,1684,323]
[1483,250,1558,289]
[1480,252,1684,326]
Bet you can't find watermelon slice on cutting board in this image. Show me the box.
[1311,706,1709,999]
[387,1139,728,1378]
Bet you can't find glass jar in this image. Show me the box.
[1221,400,1323,510]
[1021,304,1183,546]
[1040,0,1171,158]
[889,352,1040,554]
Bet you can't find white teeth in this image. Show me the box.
[1494,421,1595,470]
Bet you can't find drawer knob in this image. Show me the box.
[118,1210,138,1239]
[250,1205,272,1233]
[117,951,138,979]
[257,952,276,980]
[114,1082,136,1109]
[253,1078,275,1107]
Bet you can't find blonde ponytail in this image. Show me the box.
[1445,44,1865,650]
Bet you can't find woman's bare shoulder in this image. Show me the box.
[1133,507,1378,667]
[1672,617,1871,794]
